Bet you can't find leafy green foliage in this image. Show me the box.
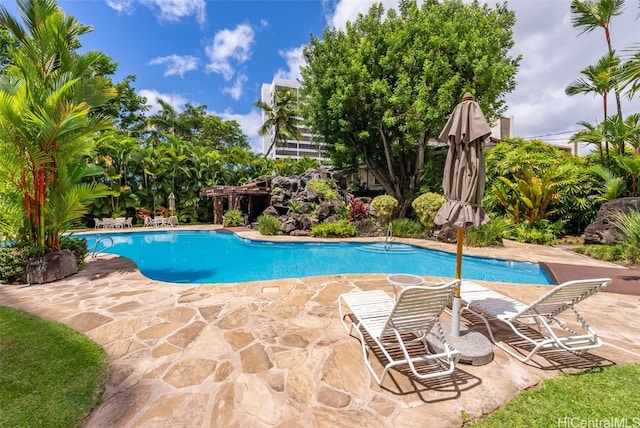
[390,218,424,238]
[503,220,562,245]
[348,198,368,222]
[574,244,626,262]
[306,179,338,200]
[223,209,244,227]
[611,209,640,263]
[257,215,282,236]
[310,220,358,238]
[485,139,599,235]
[288,200,304,214]
[371,195,398,224]
[465,217,506,247]
[0,245,43,284]
[59,236,89,268]
[300,0,520,215]
[411,192,446,231]
[0,306,108,427]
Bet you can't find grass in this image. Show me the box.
[0,306,108,428]
[465,364,640,427]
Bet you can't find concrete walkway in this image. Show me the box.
[1,229,639,427]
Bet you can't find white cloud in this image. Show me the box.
[105,0,134,14]
[223,73,249,101]
[149,55,199,78]
[275,46,305,81]
[214,108,263,153]
[140,0,206,25]
[205,24,255,81]
[138,89,188,116]
[327,0,398,29]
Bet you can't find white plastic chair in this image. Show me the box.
[93,218,104,229]
[459,278,611,362]
[338,280,460,384]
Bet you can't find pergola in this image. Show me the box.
[200,178,271,224]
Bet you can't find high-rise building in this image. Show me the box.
[260,78,328,162]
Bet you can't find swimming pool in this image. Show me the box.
[83,230,552,285]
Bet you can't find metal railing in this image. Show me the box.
[91,235,114,258]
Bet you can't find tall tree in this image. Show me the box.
[566,52,621,159]
[0,0,115,250]
[300,0,519,216]
[570,0,625,117]
[254,87,301,157]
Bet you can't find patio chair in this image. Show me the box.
[143,216,153,228]
[124,217,133,228]
[338,280,461,384]
[168,215,179,227]
[459,278,611,362]
[102,218,115,229]
[93,218,104,229]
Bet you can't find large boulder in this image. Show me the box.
[583,197,640,244]
[26,249,78,284]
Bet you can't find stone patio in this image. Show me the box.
[1,228,639,427]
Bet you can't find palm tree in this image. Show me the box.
[620,43,640,99]
[570,120,606,160]
[566,52,620,161]
[0,0,115,251]
[254,87,301,157]
[570,0,626,117]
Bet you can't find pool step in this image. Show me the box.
[358,243,419,254]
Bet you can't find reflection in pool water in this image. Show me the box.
[84,230,552,285]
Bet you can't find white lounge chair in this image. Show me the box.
[459,278,611,362]
[93,218,104,229]
[338,280,461,384]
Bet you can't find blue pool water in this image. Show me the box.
[82,230,552,285]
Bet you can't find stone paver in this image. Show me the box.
[1,229,639,427]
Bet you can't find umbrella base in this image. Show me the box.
[428,322,493,366]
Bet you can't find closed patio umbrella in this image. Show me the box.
[168,192,176,215]
[435,93,491,338]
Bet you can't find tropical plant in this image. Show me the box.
[565,52,621,161]
[305,179,338,200]
[570,0,625,117]
[614,154,640,196]
[504,220,561,245]
[370,195,398,224]
[590,164,626,200]
[310,220,358,238]
[611,209,640,263]
[223,209,244,227]
[257,215,281,235]
[254,87,300,156]
[390,218,424,238]
[300,0,520,216]
[465,216,506,247]
[0,0,116,252]
[288,200,304,214]
[493,168,559,228]
[411,192,446,231]
[348,198,368,222]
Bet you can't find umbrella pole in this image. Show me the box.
[451,228,465,337]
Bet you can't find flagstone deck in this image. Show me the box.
[1,228,639,427]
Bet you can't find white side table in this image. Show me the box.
[387,274,425,299]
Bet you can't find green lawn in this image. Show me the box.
[466,364,640,427]
[0,306,108,428]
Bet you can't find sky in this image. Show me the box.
[1,0,639,153]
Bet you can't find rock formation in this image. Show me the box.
[583,197,640,244]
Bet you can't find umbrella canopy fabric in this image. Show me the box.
[168,192,176,212]
[434,95,491,230]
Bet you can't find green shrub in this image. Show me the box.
[306,179,338,200]
[223,209,244,227]
[0,245,42,284]
[371,195,398,224]
[503,220,561,245]
[348,198,368,221]
[288,200,303,214]
[611,209,640,263]
[59,236,89,267]
[311,220,358,238]
[574,244,626,262]
[257,215,281,235]
[411,192,446,231]
[465,217,506,247]
[391,218,424,238]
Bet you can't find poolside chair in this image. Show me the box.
[168,215,179,227]
[338,280,461,385]
[459,278,611,363]
[93,218,104,229]
[124,217,133,228]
